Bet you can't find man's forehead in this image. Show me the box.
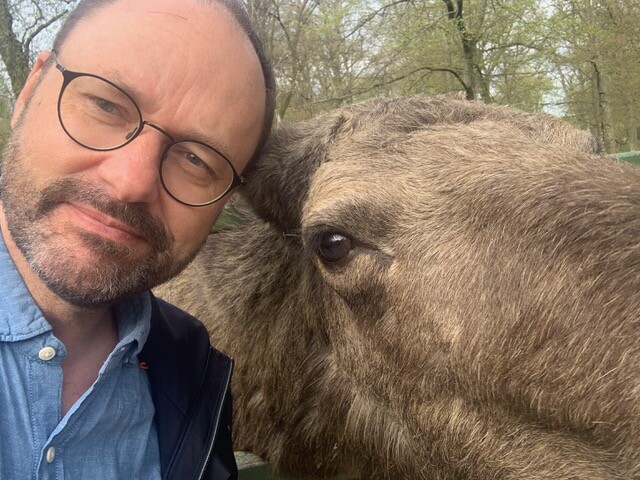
[63,0,237,48]
[105,0,229,23]
[58,0,254,96]
[53,0,264,169]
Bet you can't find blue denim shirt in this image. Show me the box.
[0,232,161,479]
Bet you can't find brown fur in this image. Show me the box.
[155,95,640,479]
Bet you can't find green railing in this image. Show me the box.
[236,452,350,480]
[236,452,295,480]
[612,150,640,164]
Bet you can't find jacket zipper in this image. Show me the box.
[196,352,233,480]
[162,349,234,480]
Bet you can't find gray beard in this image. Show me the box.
[0,129,201,309]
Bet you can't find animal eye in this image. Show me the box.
[318,232,353,264]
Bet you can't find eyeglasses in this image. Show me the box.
[52,52,245,207]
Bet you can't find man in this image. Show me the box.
[0,0,275,478]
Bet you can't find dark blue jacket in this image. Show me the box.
[139,295,238,480]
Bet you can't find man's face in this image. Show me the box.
[0,0,265,308]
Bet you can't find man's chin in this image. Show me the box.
[23,236,170,307]
[34,260,154,309]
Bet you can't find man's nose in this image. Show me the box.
[95,128,168,204]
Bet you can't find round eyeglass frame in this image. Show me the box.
[52,52,245,207]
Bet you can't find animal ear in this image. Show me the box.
[241,110,354,233]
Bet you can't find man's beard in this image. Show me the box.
[0,130,202,309]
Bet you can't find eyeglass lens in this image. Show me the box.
[58,74,236,206]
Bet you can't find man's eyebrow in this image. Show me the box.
[185,127,233,155]
[102,70,148,107]
[102,70,233,155]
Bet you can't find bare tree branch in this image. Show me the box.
[314,65,471,105]
[345,0,413,39]
[25,10,67,53]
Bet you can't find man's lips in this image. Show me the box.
[63,202,147,243]
[32,178,171,252]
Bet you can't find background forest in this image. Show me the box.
[0,0,638,153]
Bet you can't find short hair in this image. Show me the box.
[51,0,276,169]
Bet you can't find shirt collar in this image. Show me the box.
[0,229,50,341]
[0,228,152,350]
[113,291,152,356]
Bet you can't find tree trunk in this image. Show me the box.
[0,0,29,99]
[628,118,638,152]
[591,59,615,152]
[442,0,490,101]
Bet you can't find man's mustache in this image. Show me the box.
[35,178,172,252]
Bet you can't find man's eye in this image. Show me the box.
[93,96,119,115]
[186,153,207,168]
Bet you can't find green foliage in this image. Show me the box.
[211,205,245,233]
[0,0,639,154]
[242,0,640,154]
[547,0,640,151]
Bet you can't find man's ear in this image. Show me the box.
[11,51,52,128]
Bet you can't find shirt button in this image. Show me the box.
[38,347,57,361]
[46,446,56,463]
